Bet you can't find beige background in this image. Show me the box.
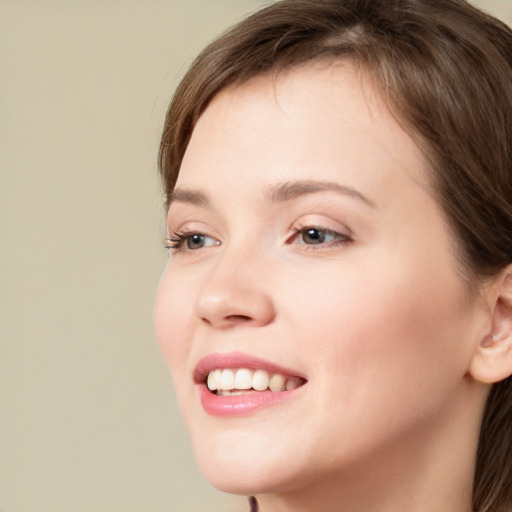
[1,1,511,511]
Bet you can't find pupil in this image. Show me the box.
[187,234,205,249]
[304,228,325,244]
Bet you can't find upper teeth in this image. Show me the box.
[207,368,303,393]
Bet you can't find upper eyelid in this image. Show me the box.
[168,228,219,241]
[167,219,217,235]
[167,214,353,241]
[291,218,353,236]
[289,226,352,242]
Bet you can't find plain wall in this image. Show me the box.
[1,1,511,511]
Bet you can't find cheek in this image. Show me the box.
[277,254,472,423]
[154,266,197,378]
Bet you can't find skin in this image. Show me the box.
[154,61,497,512]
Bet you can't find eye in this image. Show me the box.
[185,233,209,250]
[291,226,352,247]
[165,231,220,251]
[299,228,331,245]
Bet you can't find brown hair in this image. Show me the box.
[158,1,512,510]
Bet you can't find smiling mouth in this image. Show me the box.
[206,368,306,395]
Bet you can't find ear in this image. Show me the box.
[469,265,512,384]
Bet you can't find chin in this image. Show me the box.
[199,465,267,496]
[198,461,302,497]
[189,431,306,496]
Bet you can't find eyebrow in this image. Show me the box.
[169,180,375,208]
[168,188,209,207]
[268,180,375,207]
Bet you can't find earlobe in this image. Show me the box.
[469,266,512,384]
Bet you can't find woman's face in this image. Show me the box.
[154,62,487,496]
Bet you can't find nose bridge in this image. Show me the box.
[194,241,275,328]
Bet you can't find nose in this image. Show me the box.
[194,250,276,329]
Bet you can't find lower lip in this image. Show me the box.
[198,385,302,416]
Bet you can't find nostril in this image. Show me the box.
[226,314,252,322]
[200,314,252,325]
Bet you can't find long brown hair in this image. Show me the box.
[158,1,512,510]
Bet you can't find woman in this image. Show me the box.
[154,1,512,511]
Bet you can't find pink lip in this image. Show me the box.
[193,351,307,417]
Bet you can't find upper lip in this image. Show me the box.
[193,351,307,384]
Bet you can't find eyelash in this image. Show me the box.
[164,226,353,252]
[164,230,212,251]
[165,231,184,249]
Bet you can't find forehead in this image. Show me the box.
[177,61,430,208]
